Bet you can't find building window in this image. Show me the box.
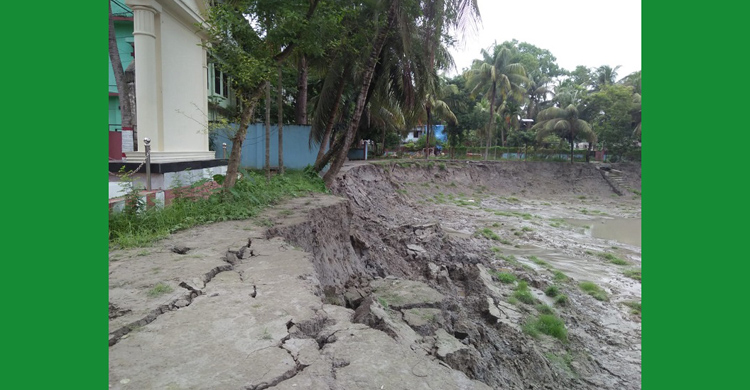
[222,73,229,98]
[214,69,221,95]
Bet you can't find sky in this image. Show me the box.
[447,0,641,80]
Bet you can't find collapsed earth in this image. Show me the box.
[109,160,641,389]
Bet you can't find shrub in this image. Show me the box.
[554,294,569,306]
[545,285,560,297]
[495,272,517,284]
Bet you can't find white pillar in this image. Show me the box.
[128,0,161,152]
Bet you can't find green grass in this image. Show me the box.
[109,169,327,248]
[147,282,173,298]
[623,300,642,314]
[523,314,568,342]
[494,271,517,284]
[598,252,629,265]
[552,270,569,282]
[508,296,519,305]
[579,281,609,301]
[494,211,514,217]
[513,281,537,304]
[522,226,534,232]
[545,285,560,297]
[554,294,569,306]
[536,304,554,315]
[476,228,500,241]
[545,352,576,377]
[529,256,551,268]
[623,268,642,281]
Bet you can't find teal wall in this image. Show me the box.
[213,124,324,169]
[108,2,134,131]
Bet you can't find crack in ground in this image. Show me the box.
[245,332,311,390]
[108,264,233,347]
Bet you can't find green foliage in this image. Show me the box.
[494,271,517,284]
[536,304,554,315]
[579,281,609,301]
[623,300,641,314]
[623,268,642,281]
[553,270,569,282]
[545,285,560,297]
[109,169,327,248]
[598,252,629,265]
[523,314,568,342]
[475,228,500,241]
[513,281,536,304]
[554,294,569,306]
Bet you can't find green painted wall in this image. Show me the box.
[108,1,133,131]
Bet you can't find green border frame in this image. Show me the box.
[3,2,104,388]
[645,2,748,389]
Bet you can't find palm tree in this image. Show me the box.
[525,74,554,120]
[594,65,622,90]
[533,104,596,163]
[632,93,641,139]
[465,46,528,158]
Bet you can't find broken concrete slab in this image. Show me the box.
[370,278,445,310]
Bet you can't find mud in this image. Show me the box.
[109,160,641,389]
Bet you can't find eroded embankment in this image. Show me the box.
[266,161,641,390]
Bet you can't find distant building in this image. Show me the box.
[402,125,446,144]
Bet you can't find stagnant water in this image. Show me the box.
[567,217,641,247]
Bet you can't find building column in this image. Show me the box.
[128,0,161,153]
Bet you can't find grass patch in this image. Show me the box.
[438,163,446,171]
[554,294,569,306]
[279,209,293,216]
[536,304,554,315]
[508,296,519,305]
[147,282,173,298]
[475,228,500,241]
[552,270,569,282]
[494,271,517,284]
[529,256,551,268]
[523,314,568,342]
[494,211,514,217]
[513,281,537,304]
[598,252,628,265]
[579,281,609,301]
[545,352,576,377]
[623,300,642,314]
[499,239,513,245]
[522,226,534,232]
[545,285,560,297]
[623,268,642,281]
[109,169,327,248]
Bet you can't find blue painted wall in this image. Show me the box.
[213,124,323,169]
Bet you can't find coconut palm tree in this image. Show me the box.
[533,104,596,163]
[593,65,622,90]
[465,46,528,157]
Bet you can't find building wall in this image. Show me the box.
[213,124,322,170]
[160,8,208,152]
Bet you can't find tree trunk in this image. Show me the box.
[278,66,284,175]
[485,83,496,160]
[322,1,396,186]
[295,55,308,125]
[265,81,271,181]
[314,68,347,165]
[380,126,386,157]
[570,134,575,163]
[425,106,432,160]
[109,2,133,147]
[223,89,264,191]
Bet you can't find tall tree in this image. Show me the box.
[108,1,135,150]
[533,104,596,163]
[465,45,528,156]
[295,55,309,124]
[203,0,325,190]
[278,66,284,175]
[593,65,622,90]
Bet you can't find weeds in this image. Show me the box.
[522,226,534,232]
[513,281,537,304]
[529,256,551,268]
[546,352,576,377]
[579,281,609,301]
[494,271,517,284]
[109,169,326,248]
[554,294,569,306]
[147,283,173,298]
[475,228,500,241]
[536,304,554,315]
[552,270,569,282]
[623,300,642,314]
[545,285,560,297]
[523,314,568,342]
[623,268,642,281]
[598,252,628,265]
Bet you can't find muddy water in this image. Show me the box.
[567,217,641,247]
